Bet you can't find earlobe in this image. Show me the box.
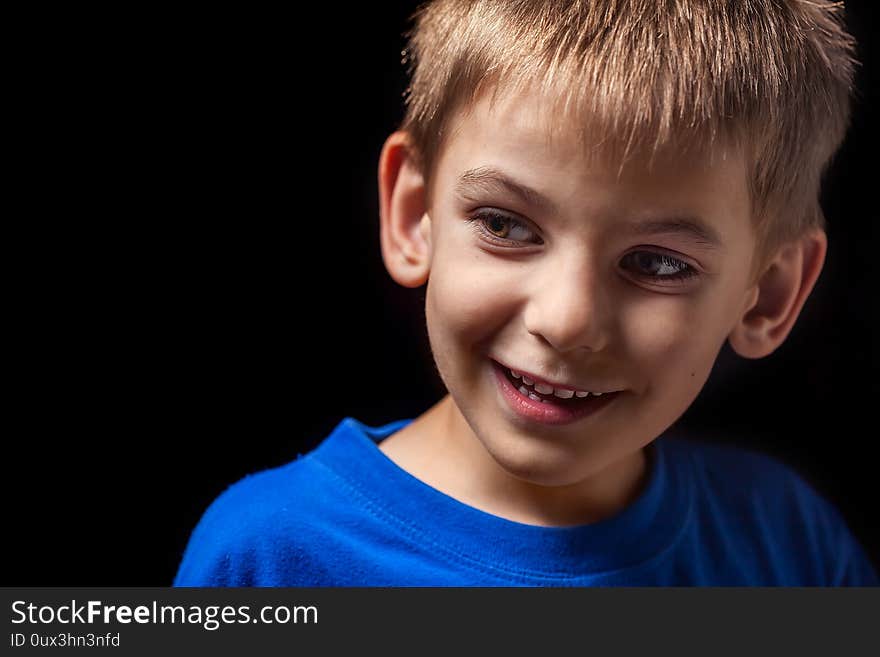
[728,229,827,359]
[377,131,432,288]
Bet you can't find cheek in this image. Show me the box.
[426,247,519,348]
[619,296,724,396]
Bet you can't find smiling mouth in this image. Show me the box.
[491,359,622,425]
[492,359,617,400]
[501,367,591,404]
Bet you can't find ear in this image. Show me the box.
[377,130,432,288]
[728,228,827,359]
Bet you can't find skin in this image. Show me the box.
[376,90,827,528]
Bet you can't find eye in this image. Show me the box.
[620,251,699,283]
[466,210,542,246]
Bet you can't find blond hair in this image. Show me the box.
[399,0,857,279]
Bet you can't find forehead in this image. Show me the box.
[442,87,743,187]
[434,88,751,248]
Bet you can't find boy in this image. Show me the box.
[175,0,878,586]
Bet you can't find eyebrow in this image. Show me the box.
[456,166,557,214]
[455,166,724,250]
[626,218,723,250]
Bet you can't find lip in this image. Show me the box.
[491,360,621,426]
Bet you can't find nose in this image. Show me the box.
[522,254,611,353]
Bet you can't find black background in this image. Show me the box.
[6,2,877,585]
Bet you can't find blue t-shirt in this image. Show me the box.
[174,417,878,586]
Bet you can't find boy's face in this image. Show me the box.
[420,90,760,487]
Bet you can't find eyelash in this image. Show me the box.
[465,210,543,246]
[465,210,699,283]
[618,252,698,282]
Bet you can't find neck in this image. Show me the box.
[381,395,651,527]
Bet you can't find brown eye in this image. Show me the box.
[486,214,510,238]
[467,210,542,245]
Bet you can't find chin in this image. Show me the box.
[479,434,596,488]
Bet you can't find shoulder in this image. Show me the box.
[174,454,338,586]
[662,436,817,524]
[663,437,878,585]
[195,456,327,527]
[664,435,788,478]
[664,436,828,503]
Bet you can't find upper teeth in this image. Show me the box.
[510,369,608,398]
